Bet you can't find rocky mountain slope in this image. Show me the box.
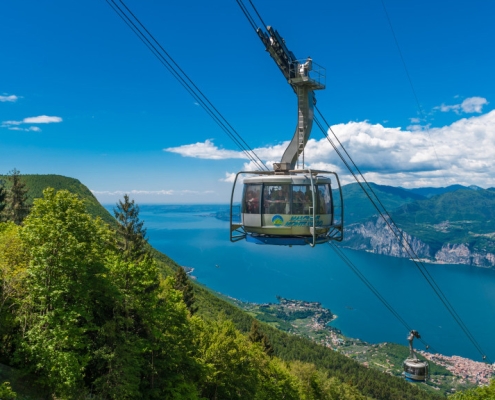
[342,185,495,267]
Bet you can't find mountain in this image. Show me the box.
[342,182,425,224]
[344,188,495,267]
[0,174,115,225]
[403,184,470,198]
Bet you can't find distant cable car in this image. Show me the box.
[229,26,343,246]
[403,330,429,382]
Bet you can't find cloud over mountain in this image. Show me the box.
[167,110,495,189]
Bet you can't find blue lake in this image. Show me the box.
[107,204,495,362]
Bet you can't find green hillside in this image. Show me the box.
[392,189,495,254]
[0,174,115,225]
[0,175,445,399]
[342,182,425,224]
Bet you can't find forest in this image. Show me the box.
[0,172,493,399]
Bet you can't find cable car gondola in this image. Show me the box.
[403,330,429,382]
[229,25,343,246]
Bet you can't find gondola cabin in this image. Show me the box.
[230,170,343,246]
[403,358,429,382]
[403,330,429,382]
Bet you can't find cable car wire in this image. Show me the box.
[235,0,258,33]
[106,0,269,172]
[379,0,442,178]
[246,0,268,31]
[328,242,437,353]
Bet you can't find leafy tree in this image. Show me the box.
[0,222,28,361]
[140,277,202,399]
[173,267,198,315]
[198,318,260,399]
[254,357,300,400]
[4,169,30,225]
[92,254,201,398]
[0,381,17,399]
[449,379,495,399]
[17,188,113,398]
[114,194,148,261]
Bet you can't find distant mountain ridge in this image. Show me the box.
[402,184,470,198]
[343,185,495,267]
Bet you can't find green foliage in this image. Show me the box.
[449,379,495,399]
[254,357,300,400]
[290,360,368,400]
[0,223,28,362]
[174,267,198,315]
[0,381,17,399]
[197,318,259,399]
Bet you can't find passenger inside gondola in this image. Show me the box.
[244,185,260,214]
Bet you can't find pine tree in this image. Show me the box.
[249,319,274,356]
[4,169,30,225]
[0,180,6,220]
[113,194,148,261]
[249,319,264,343]
[173,267,198,315]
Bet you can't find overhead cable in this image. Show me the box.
[106,0,268,171]
[328,242,435,352]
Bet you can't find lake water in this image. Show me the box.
[106,204,495,362]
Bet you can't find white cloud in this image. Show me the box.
[165,139,248,160]
[164,139,285,165]
[2,125,43,132]
[0,95,18,102]
[2,120,22,126]
[1,115,63,131]
[460,97,488,113]
[23,115,62,124]
[170,110,495,189]
[436,96,488,114]
[221,172,237,183]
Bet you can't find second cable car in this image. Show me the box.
[403,330,429,382]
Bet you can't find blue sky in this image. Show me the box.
[1,0,494,204]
